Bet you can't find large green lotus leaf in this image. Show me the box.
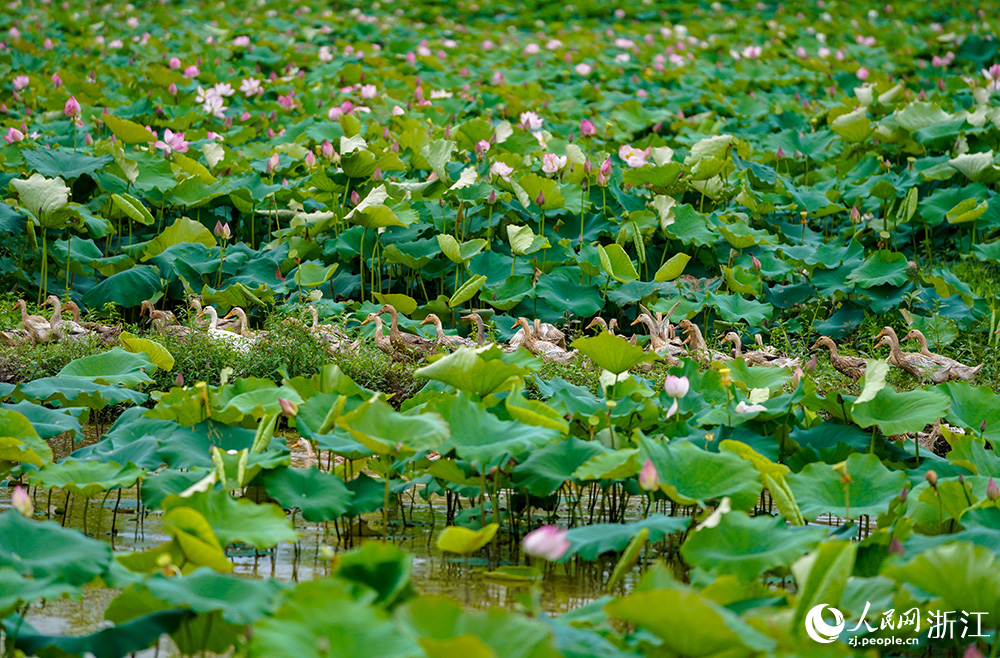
[845,250,909,288]
[570,332,656,376]
[705,291,773,325]
[294,262,339,288]
[102,114,157,144]
[507,224,549,256]
[787,453,909,521]
[28,460,143,498]
[141,216,216,261]
[895,102,951,132]
[948,151,1000,183]
[605,588,776,656]
[119,332,175,371]
[200,282,276,310]
[449,274,487,308]
[622,163,683,188]
[725,358,793,392]
[943,435,1000,478]
[437,234,487,265]
[938,382,1000,445]
[10,173,72,228]
[830,107,872,143]
[563,515,687,560]
[505,386,568,434]
[430,392,558,465]
[791,540,857,633]
[643,440,762,510]
[262,467,354,522]
[118,506,233,574]
[82,265,163,309]
[333,542,415,608]
[884,542,1000,619]
[420,139,456,181]
[144,569,286,625]
[850,386,950,436]
[250,579,419,658]
[0,408,53,466]
[141,470,210,509]
[436,523,499,555]
[654,252,691,282]
[681,512,827,582]
[221,385,304,420]
[11,377,148,409]
[23,150,112,181]
[336,395,448,456]
[0,512,112,586]
[415,346,531,398]
[58,348,157,388]
[398,594,560,658]
[597,243,638,283]
[162,491,297,549]
[572,449,640,480]
[0,402,82,442]
[516,174,564,210]
[534,273,603,317]
[0,567,82,615]
[512,437,608,496]
[716,220,775,249]
[111,193,155,226]
[12,609,189,658]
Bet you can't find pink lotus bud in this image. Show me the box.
[11,485,32,517]
[535,191,545,207]
[350,189,361,206]
[373,166,383,182]
[223,116,232,129]
[751,254,761,270]
[599,157,612,177]
[382,127,391,140]
[488,189,496,204]
[580,119,597,136]
[62,96,80,117]
[776,146,785,159]
[168,56,181,69]
[51,72,62,88]
[321,140,334,159]
[522,525,570,560]
[926,470,938,488]
[266,153,279,175]
[584,158,593,174]
[663,374,689,398]
[175,372,184,387]
[444,125,452,139]
[214,220,231,241]
[850,205,861,223]
[638,459,659,491]
[168,82,178,96]
[278,398,298,417]
[391,140,399,152]
[988,477,1000,501]
[597,171,607,186]
[475,140,489,158]
[856,66,869,81]
[305,150,316,168]
[888,537,904,556]
[84,133,93,146]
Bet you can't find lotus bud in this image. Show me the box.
[926,470,938,489]
[580,118,596,136]
[638,459,659,492]
[988,477,999,501]
[51,72,63,88]
[63,95,81,118]
[980,419,988,434]
[391,140,400,152]
[596,171,607,186]
[599,157,612,177]
[175,372,184,387]
[11,485,32,517]
[899,486,907,502]
[444,124,452,139]
[488,189,496,204]
[663,375,689,398]
[213,221,231,241]
[350,189,361,206]
[888,537,904,556]
[776,146,785,159]
[372,166,383,182]
[382,127,391,140]
[84,133,93,146]
[751,254,761,270]
[522,525,570,561]
[266,153,279,175]
[278,398,298,417]
[305,150,316,168]
[535,191,545,207]
[584,158,593,174]
[804,353,817,372]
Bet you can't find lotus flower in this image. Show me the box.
[638,459,659,491]
[541,153,567,174]
[475,140,490,158]
[4,126,24,144]
[11,485,32,517]
[580,119,597,136]
[266,153,280,175]
[983,64,1000,91]
[12,75,28,91]
[183,65,200,78]
[490,161,513,182]
[663,375,689,398]
[154,129,189,155]
[232,35,250,47]
[519,111,543,131]
[63,96,80,118]
[856,66,870,81]
[734,401,767,414]
[522,525,570,560]
[618,144,649,168]
[360,84,377,99]
[575,62,593,76]
[168,57,181,69]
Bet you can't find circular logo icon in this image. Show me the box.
[805,604,845,643]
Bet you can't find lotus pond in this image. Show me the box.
[4,0,1000,656]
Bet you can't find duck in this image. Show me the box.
[377,304,436,358]
[874,327,952,384]
[904,329,982,381]
[511,317,576,363]
[64,301,119,343]
[810,336,869,381]
[639,301,682,341]
[677,319,730,364]
[150,310,191,338]
[721,331,799,368]
[460,313,488,346]
[630,314,671,353]
[196,306,253,353]
[222,307,266,340]
[42,295,89,341]
[360,313,400,360]
[421,313,476,350]
[189,296,238,332]
[13,299,53,343]
[140,300,177,327]
[509,319,566,351]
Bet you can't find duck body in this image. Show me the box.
[511,317,576,362]
[811,336,868,380]
[378,304,435,358]
[904,329,982,381]
[14,299,53,343]
[197,306,252,353]
[677,319,730,364]
[875,327,952,383]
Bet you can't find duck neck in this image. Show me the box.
[519,320,536,349]
[472,316,484,345]
[730,335,743,357]
[825,341,839,358]
[914,333,930,354]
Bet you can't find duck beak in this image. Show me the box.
[629,318,641,326]
[360,317,370,325]
[419,318,430,325]
[510,322,518,330]
[809,341,819,350]
[873,329,885,341]
[223,311,234,320]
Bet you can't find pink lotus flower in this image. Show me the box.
[490,161,514,182]
[11,485,32,517]
[575,63,592,77]
[63,96,81,118]
[541,153,567,174]
[214,220,231,241]
[856,67,870,81]
[618,144,649,168]
[319,46,335,63]
[360,84,377,99]
[639,459,659,491]
[519,111,543,131]
[4,126,24,144]
[523,43,540,55]
[240,77,263,96]
[580,119,597,136]
[392,105,405,116]
[491,71,505,85]
[168,56,181,69]
[734,401,767,414]
[522,525,570,560]
[663,374,689,398]
[266,153,280,175]
[213,82,235,98]
[153,129,189,155]
[232,35,250,47]
[183,65,200,78]
[982,64,1000,92]
[277,92,296,110]
[12,75,28,91]
[475,140,490,157]
[51,72,62,88]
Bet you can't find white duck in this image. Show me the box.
[197,306,253,353]
[13,299,52,343]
